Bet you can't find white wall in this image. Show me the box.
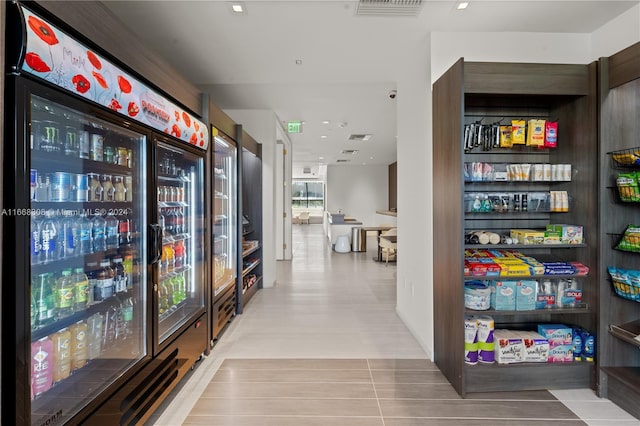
[431,32,591,83]
[395,34,433,359]
[591,4,640,59]
[224,109,277,288]
[326,164,388,227]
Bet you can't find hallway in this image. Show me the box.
[150,225,638,425]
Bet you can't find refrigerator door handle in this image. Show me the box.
[149,224,163,264]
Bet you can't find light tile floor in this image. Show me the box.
[150,224,639,425]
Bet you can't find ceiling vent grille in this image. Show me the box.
[303,167,312,174]
[356,0,424,17]
[336,159,351,163]
[348,134,373,141]
[341,149,359,155]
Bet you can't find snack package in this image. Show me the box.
[526,119,546,146]
[544,121,558,148]
[616,173,640,202]
[511,120,526,145]
[499,125,513,148]
[612,152,640,166]
[616,224,640,252]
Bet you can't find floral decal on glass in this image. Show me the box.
[20,6,209,150]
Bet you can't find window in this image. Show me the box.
[292,181,324,209]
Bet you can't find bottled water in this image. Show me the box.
[92,213,107,252]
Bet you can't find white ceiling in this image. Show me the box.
[102,0,638,168]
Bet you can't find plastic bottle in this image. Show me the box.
[78,212,93,254]
[158,281,169,315]
[92,213,107,252]
[174,240,185,269]
[105,212,119,250]
[112,256,127,293]
[51,328,72,383]
[40,210,60,262]
[472,196,481,212]
[103,305,118,348]
[69,321,88,371]
[164,243,175,274]
[72,267,89,312]
[34,273,55,327]
[120,297,134,340]
[31,337,53,398]
[86,313,103,359]
[30,213,42,264]
[118,213,131,246]
[61,210,79,257]
[56,269,75,319]
[96,259,115,300]
[86,262,98,304]
[173,275,185,304]
[164,208,175,235]
[176,207,185,234]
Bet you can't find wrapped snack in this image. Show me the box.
[526,119,546,146]
[616,224,640,252]
[544,121,558,148]
[612,152,640,166]
[499,125,513,148]
[616,173,640,202]
[511,120,526,145]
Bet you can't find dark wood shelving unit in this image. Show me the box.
[433,60,599,396]
[597,41,640,419]
[237,129,262,313]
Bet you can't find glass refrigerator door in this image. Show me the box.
[156,142,205,344]
[213,136,237,297]
[29,94,147,424]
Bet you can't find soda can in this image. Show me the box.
[50,172,71,202]
[74,174,89,202]
[79,130,90,159]
[90,134,104,162]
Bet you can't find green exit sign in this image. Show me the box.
[287,121,303,133]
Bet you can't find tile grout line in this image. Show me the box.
[366,359,387,426]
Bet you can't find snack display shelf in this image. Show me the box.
[609,320,640,348]
[465,306,591,317]
[464,243,586,250]
[242,260,261,277]
[242,242,260,257]
[465,274,587,281]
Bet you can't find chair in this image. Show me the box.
[379,228,397,264]
[298,211,310,224]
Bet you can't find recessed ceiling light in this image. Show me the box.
[321,135,327,139]
[362,134,372,141]
[456,2,469,10]
[370,156,374,160]
[231,3,245,13]
[319,156,325,160]
[322,120,330,124]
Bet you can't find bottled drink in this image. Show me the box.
[61,210,78,257]
[69,321,88,371]
[78,213,93,254]
[158,281,169,315]
[175,208,184,234]
[174,240,185,269]
[72,267,89,312]
[51,328,72,383]
[34,273,55,327]
[64,126,79,157]
[92,213,107,252]
[172,275,185,304]
[31,337,53,398]
[86,262,98,305]
[56,269,75,319]
[164,208,174,235]
[30,287,38,331]
[118,213,131,246]
[40,210,60,262]
[105,213,119,250]
[112,256,127,293]
[86,313,103,359]
[163,243,175,274]
[96,259,115,300]
[121,297,135,340]
[159,211,166,235]
[30,213,42,264]
[103,305,118,348]
[120,245,134,290]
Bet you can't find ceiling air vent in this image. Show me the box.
[336,159,351,163]
[303,167,312,174]
[341,149,359,155]
[348,134,373,141]
[356,0,424,17]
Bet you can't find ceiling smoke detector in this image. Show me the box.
[356,0,424,17]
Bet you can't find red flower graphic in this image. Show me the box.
[87,50,102,70]
[28,15,59,46]
[171,124,181,138]
[25,52,51,73]
[109,98,123,111]
[128,101,139,117]
[190,132,198,144]
[200,140,205,147]
[117,75,132,94]
[72,74,91,94]
[194,122,200,132]
[182,112,191,127]
[174,111,180,122]
[199,132,203,138]
[92,71,108,89]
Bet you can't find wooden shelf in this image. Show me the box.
[465,306,591,317]
[465,274,588,281]
[464,243,586,250]
[609,320,640,348]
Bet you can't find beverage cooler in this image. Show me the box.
[3,4,209,425]
[211,129,238,340]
